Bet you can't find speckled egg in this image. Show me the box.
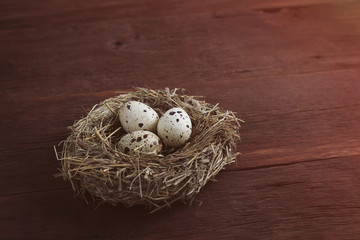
[118,130,162,157]
[157,107,192,148]
[119,101,159,133]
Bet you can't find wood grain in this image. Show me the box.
[1,0,360,239]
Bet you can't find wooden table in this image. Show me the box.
[1,0,360,239]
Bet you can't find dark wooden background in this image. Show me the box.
[1,0,360,239]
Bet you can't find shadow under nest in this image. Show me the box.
[56,88,242,213]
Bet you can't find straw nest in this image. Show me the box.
[56,88,242,213]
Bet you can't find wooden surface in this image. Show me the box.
[1,0,360,239]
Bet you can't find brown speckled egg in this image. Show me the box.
[119,101,159,133]
[157,107,192,148]
[118,130,162,157]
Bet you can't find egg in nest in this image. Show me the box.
[118,130,162,157]
[157,107,192,148]
[119,101,159,133]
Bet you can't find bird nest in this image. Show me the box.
[55,88,242,213]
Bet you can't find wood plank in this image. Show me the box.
[1,1,360,101]
[1,68,360,195]
[1,156,359,239]
[0,0,345,30]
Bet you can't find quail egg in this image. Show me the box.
[157,107,192,148]
[119,101,159,133]
[118,130,162,157]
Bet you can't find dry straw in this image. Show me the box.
[55,88,242,213]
